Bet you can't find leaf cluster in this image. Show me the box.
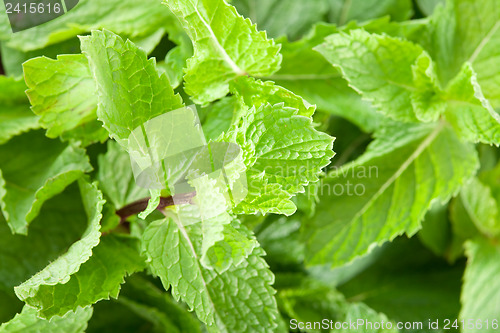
[0,0,499,332]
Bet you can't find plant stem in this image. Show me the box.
[115,191,196,222]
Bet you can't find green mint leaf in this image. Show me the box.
[0,76,39,145]
[233,0,329,40]
[14,179,103,313]
[0,306,92,333]
[139,191,162,220]
[187,174,234,272]
[461,238,500,330]
[411,53,447,122]
[202,221,258,274]
[141,218,279,331]
[80,29,184,216]
[453,177,499,238]
[97,141,149,209]
[268,24,383,133]
[1,38,82,78]
[23,54,108,146]
[0,183,97,291]
[3,0,174,52]
[224,101,334,216]
[15,234,146,319]
[430,0,500,100]
[183,170,258,274]
[80,29,184,147]
[163,0,282,104]
[329,0,413,25]
[315,29,443,122]
[305,123,479,267]
[230,76,315,117]
[444,63,500,145]
[0,131,92,234]
[270,20,429,132]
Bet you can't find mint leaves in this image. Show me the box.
[0,131,92,234]
[305,123,478,266]
[1,0,499,331]
[142,218,278,331]
[23,54,108,146]
[163,0,282,104]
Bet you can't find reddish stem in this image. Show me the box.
[115,192,196,222]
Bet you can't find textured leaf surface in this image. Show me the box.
[184,172,258,274]
[23,54,108,146]
[81,29,184,215]
[15,234,146,319]
[163,0,282,104]
[316,29,442,122]
[461,238,500,330]
[0,306,92,333]
[3,0,174,52]
[0,77,39,145]
[271,19,429,131]
[80,30,184,147]
[305,122,479,266]
[0,131,92,234]
[430,0,500,101]
[230,76,315,117]
[141,218,279,331]
[202,221,258,274]
[267,24,382,133]
[14,179,104,311]
[444,63,500,145]
[223,102,334,216]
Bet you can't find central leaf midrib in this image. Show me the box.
[467,21,500,64]
[193,3,244,75]
[173,218,226,331]
[329,122,445,237]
